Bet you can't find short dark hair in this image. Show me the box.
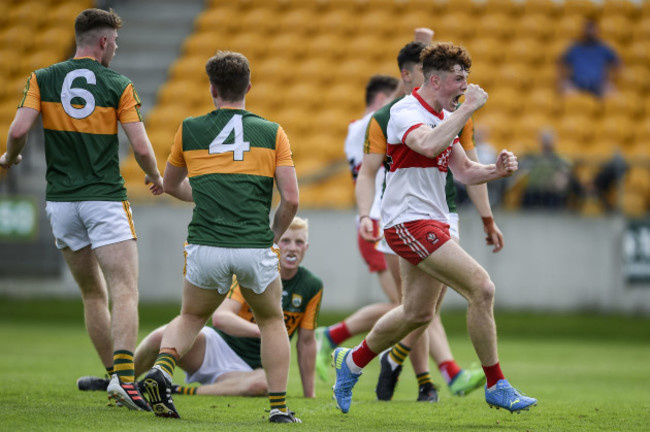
[75,8,122,44]
[365,75,399,106]
[205,51,251,102]
[397,41,426,71]
[421,42,472,79]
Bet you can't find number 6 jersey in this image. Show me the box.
[167,108,294,248]
[19,57,143,202]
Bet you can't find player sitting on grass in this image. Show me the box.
[78,217,322,401]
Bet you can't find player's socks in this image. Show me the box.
[482,362,505,389]
[387,342,411,371]
[327,322,352,346]
[106,366,115,376]
[154,348,179,380]
[269,392,288,413]
[349,339,377,371]
[416,371,434,387]
[113,350,135,383]
[173,385,197,395]
[439,360,462,384]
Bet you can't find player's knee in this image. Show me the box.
[245,379,267,396]
[403,307,434,328]
[470,275,495,307]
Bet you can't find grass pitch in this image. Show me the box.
[1,297,648,431]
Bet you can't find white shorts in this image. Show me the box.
[45,201,136,251]
[184,243,280,294]
[184,327,254,385]
[376,213,460,253]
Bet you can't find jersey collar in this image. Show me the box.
[412,87,444,120]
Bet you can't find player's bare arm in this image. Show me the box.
[0,107,39,168]
[355,153,384,242]
[449,144,517,185]
[464,147,505,253]
[271,165,299,244]
[211,298,261,338]
[296,327,317,398]
[162,161,193,202]
[122,121,163,195]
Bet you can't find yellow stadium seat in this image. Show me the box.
[21,50,62,75]
[561,93,600,118]
[520,0,561,17]
[356,10,393,37]
[246,81,284,112]
[7,1,48,28]
[434,11,476,43]
[322,83,363,114]
[621,191,647,218]
[596,115,636,145]
[481,0,518,16]
[632,16,650,41]
[308,34,346,61]
[345,34,388,62]
[467,36,503,65]
[277,8,318,35]
[240,8,281,35]
[561,0,598,17]
[226,33,268,60]
[602,0,639,20]
[194,6,240,33]
[505,37,545,66]
[486,87,520,116]
[617,64,650,94]
[476,12,512,41]
[498,62,534,91]
[282,82,322,111]
[168,55,211,83]
[318,9,356,36]
[254,56,295,85]
[156,80,206,108]
[295,58,336,85]
[555,113,594,145]
[267,33,308,60]
[335,58,378,88]
[182,31,223,57]
[621,40,650,67]
[599,14,633,45]
[514,13,555,41]
[525,87,558,117]
[1,23,34,54]
[601,92,644,120]
[553,14,586,43]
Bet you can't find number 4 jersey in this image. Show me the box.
[19,57,143,202]
[167,108,295,248]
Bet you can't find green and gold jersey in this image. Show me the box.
[365,96,476,213]
[168,108,294,248]
[20,57,142,201]
[216,267,323,369]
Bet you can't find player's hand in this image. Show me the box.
[0,153,22,169]
[145,174,164,195]
[463,84,488,112]
[359,216,381,242]
[414,27,434,44]
[482,216,504,253]
[496,149,518,177]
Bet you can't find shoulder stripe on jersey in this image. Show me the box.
[401,123,424,144]
[184,147,276,178]
[412,90,444,119]
[41,101,117,134]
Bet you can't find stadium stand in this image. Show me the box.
[1,0,649,215]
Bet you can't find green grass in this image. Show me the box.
[1,297,649,431]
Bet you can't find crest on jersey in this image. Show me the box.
[291,294,303,308]
[427,232,439,245]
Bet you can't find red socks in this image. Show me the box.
[482,362,505,388]
[328,322,352,346]
[350,340,377,368]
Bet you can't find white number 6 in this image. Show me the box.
[208,114,250,161]
[61,69,96,119]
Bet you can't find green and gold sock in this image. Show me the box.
[113,350,135,383]
[417,371,434,387]
[173,385,197,395]
[154,349,178,378]
[269,392,287,413]
[388,342,411,366]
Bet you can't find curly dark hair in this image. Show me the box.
[421,42,472,79]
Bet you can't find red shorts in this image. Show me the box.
[384,220,452,266]
[357,219,387,273]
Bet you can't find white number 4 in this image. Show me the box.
[208,114,250,161]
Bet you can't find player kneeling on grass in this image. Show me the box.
[78,217,322,404]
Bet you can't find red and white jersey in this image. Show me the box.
[344,111,385,220]
[382,90,460,229]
